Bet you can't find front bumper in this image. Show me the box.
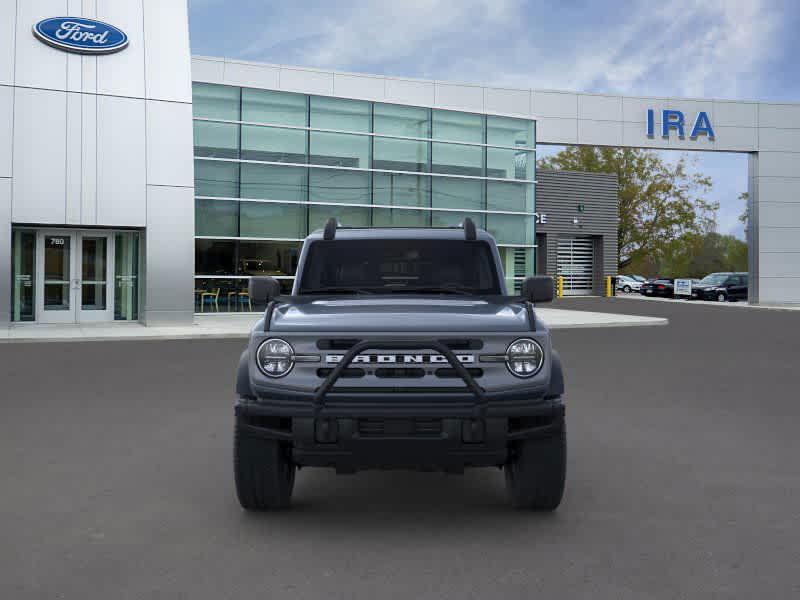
[235,395,564,472]
[692,289,719,300]
[237,336,564,471]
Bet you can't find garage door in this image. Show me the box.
[557,236,594,296]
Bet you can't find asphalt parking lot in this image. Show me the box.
[2,298,799,599]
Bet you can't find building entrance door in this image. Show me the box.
[557,236,594,296]
[35,231,114,323]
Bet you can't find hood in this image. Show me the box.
[268,296,531,333]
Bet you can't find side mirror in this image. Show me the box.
[521,276,554,303]
[248,276,281,304]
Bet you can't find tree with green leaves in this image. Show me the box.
[538,146,718,272]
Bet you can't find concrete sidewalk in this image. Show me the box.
[616,293,800,311]
[1,307,667,343]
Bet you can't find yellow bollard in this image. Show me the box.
[606,276,612,297]
[557,276,564,298]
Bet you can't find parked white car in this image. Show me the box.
[616,275,643,293]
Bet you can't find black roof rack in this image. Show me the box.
[461,217,477,241]
[322,216,477,241]
[323,217,338,240]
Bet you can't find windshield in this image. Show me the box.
[700,273,728,285]
[297,239,502,295]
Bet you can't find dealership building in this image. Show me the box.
[2,2,800,327]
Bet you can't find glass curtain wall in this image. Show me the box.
[192,82,536,306]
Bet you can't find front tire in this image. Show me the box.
[717,292,727,302]
[505,426,566,511]
[234,423,295,510]
[623,285,632,293]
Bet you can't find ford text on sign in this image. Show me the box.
[33,17,128,54]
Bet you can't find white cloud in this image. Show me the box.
[231,0,781,99]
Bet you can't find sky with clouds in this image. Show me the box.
[188,0,800,239]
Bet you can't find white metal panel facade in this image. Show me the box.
[1,0,195,326]
[11,87,67,224]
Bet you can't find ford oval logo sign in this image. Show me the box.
[33,17,128,55]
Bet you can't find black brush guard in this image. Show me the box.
[312,339,487,419]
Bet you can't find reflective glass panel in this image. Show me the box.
[193,121,239,158]
[239,241,301,276]
[241,125,306,163]
[310,132,369,168]
[309,168,371,204]
[373,137,428,172]
[486,148,533,180]
[44,235,71,311]
[431,177,484,211]
[372,208,430,227]
[432,110,484,143]
[194,160,239,198]
[239,202,307,238]
[431,143,483,176]
[373,173,430,207]
[81,237,107,310]
[486,116,534,148]
[309,205,370,230]
[486,214,533,245]
[240,164,307,201]
[242,88,307,126]
[499,247,535,293]
[195,240,236,275]
[487,181,534,212]
[431,211,485,229]
[196,199,239,237]
[192,83,240,120]
[310,96,370,131]
[193,277,240,312]
[114,232,139,321]
[374,103,429,137]
[11,230,35,322]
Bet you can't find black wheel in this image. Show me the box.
[504,426,566,511]
[234,422,295,510]
[623,285,632,293]
[716,292,727,302]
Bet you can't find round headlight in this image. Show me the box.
[506,338,544,378]
[256,338,295,378]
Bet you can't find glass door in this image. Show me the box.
[36,231,77,323]
[78,232,114,322]
[35,230,115,323]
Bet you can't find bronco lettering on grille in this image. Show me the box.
[325,354,475,365]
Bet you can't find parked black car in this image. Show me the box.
[691,272,748,302]
[640,279,674,298]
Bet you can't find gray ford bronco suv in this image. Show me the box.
[234,218,566,510]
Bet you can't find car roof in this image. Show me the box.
[305,226,497,243]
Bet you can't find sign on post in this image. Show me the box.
[674,279,693,297]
